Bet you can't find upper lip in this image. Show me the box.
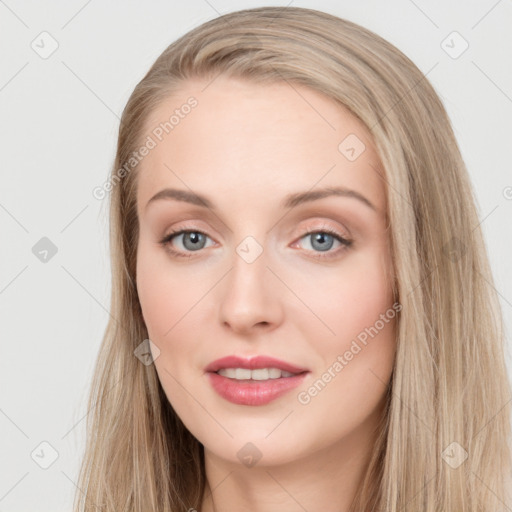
[205,355,309,374]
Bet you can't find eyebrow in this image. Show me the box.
[145,186,377,212]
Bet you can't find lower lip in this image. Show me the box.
[207,371,309,406]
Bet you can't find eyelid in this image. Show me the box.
[294,219,351,240]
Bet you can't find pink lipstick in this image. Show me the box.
[205,355,309,406]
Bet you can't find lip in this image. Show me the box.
[207,372,308,406]
[205,355,310,406]
[204,355,309,374]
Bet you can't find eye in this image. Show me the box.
[295,226,353,259]
[159,229,215,258]
[158,225,353,260]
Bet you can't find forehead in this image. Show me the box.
[136,75,386,217]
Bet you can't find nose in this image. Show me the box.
[218,243,284,335]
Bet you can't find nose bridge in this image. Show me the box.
[228,233,270,299]
[235,234,266,266]
[217,232,283,332]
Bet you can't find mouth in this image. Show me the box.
[205,355,310,406]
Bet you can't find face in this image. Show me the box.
[135,75,397,468]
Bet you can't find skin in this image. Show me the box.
[135,75,397,512]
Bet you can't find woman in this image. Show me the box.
[74,6,512,511]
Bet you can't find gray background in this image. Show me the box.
[1,1,511,510]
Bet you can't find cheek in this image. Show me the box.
[136,243,198,341]
[292,250,396,434]
[136,247,204,406]
[290,247,395,345]
[135,247,208,425]
[136,252,170,339]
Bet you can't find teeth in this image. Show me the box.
[217,367,296,380]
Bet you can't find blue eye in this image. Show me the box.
[297,228,353,259]
[174,231,208,251]
[159,227,353,260]
[159,230,213,258]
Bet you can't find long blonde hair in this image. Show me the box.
[74,6,512,511]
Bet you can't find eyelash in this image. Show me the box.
[158,224,353,260]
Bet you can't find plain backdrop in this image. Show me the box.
[0,1,511,510]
